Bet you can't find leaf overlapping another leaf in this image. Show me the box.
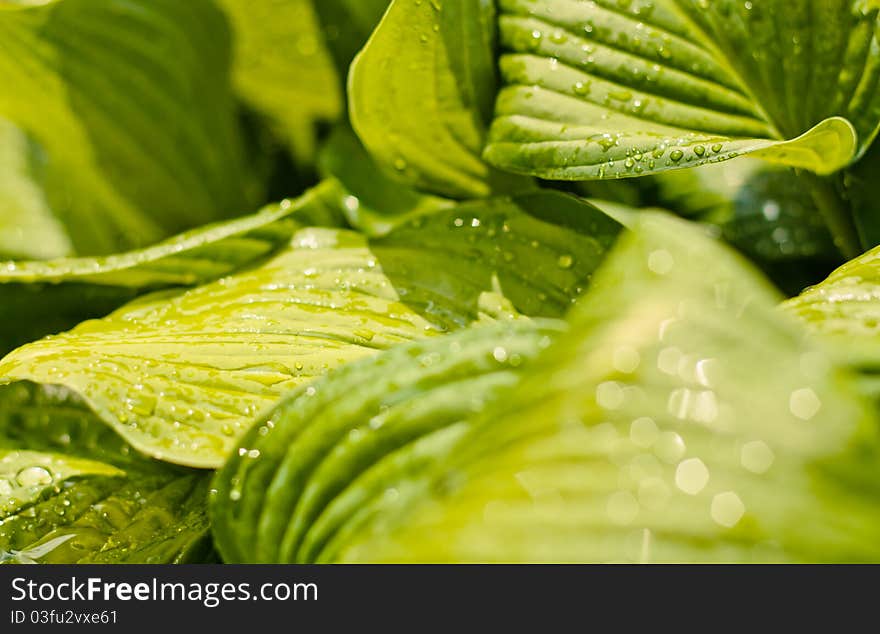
[0,383,212,564]
[0,179,347,355]
[784,245,880,401]
[0,192,620,468]
[211,212,880,563]
[211,319,566,563]
[335,215,880,563]
[349,0,528,198]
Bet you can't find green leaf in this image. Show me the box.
[0,383,212,564]
[484,0,880,180]
[0,0,258,255]
[0,192,621,468]
[783,246,880,402]
[0,118,72,260]
[318,126,452,237]
[219,0,342,163]
[843,140,880,250]
[0,180,346,355]
[349,0,527,198]
[211,319,566,563]
[337,215,880,563]
[650,158,839,294]
[311,0,390,77]
[0,449,123,517]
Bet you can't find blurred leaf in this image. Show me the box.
[312,0,389,77]
[339,215,880,562]
[844,140,880,250]
[651,158,840,294]
[784,244,880,402]
[0,0,257,255]
[0,119,71,260]
[219,0,342,164]
[319,125,452,236]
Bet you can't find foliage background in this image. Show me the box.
[1,0,880,563]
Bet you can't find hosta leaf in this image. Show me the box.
[484,0,880,180]
[0,0,256,255]
[0,383,212,564]
[219,0,341,163]
[0,180,346,355]
[312,0,390,77]
[211,319,565,563]
[843,140,880,250]
[339,215,880,563]
[0,118,71,260]
[349,0,527,198]
[318,126,452,237]
[0,449,123,518]
[0,192,620,468]
[784,246,880,401]
[650,158,839,294]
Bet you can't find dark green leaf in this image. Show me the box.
[318,126,452,236]
[312,0,390,77]
[0,382,211,564]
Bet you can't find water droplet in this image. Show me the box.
[711,491,745,527]
[647,249,674,275]
[655,431,686,463]
[343,195,360,212]
[492,346,509,363]
[16,467,52,487]
[596,381,625,409]
[741,441,774,474]
[762,201,780,221]
[669,149,684,162]
[657,346,682,375]
[607,491,639,525]
[613,346,641,373]
[789,388,821,420]
[630,417,658,448]
[675,458,709,494]
[557,254,574,269]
